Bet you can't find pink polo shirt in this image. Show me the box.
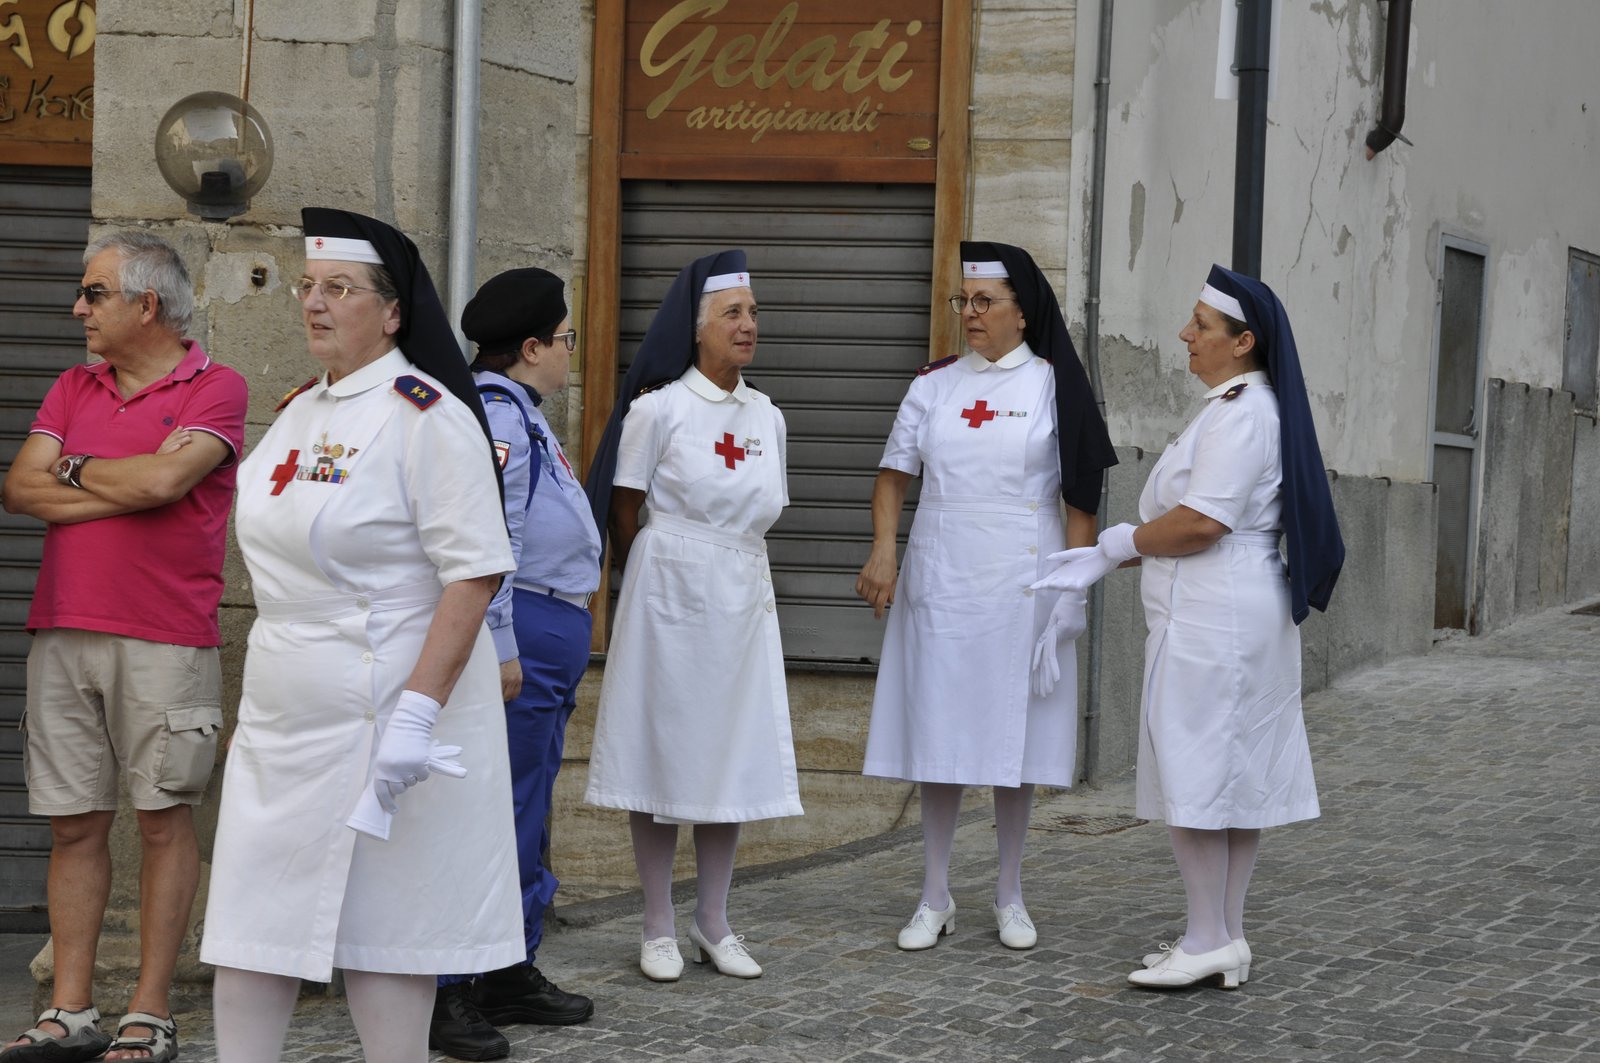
[26,341,248,647]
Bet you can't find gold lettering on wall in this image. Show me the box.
[0,0,94,164]
[638,0,923,145]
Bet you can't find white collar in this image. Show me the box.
[683,364,751,403]
[1203,369,1272,400]
[968,340,1035,372]
[326,348,409,397]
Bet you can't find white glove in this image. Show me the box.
[1030,590,1087,697]
[346,690,468,840]
[1031,523,1140,594]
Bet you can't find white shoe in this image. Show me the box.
[1127,941,1242,989]
[640,936,683,981]
[687,923,763,978]
[897,900,956,951]
[1143,937,1251,982]
[994,903,1037,949]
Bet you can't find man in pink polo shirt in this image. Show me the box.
[0,230,246,1063]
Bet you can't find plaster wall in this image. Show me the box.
[1067,0,1600,482]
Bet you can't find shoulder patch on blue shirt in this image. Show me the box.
[395,375,440,409]
[917,355,959,376]
[275,376,319,412]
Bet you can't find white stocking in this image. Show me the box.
[1224,827,1262,941]
[692,822,741,939]
[212,966,299,1063]
[630,810,680,940]
[1167,825,1231,953]
[344,970,434,1063]
[918,783,963,909]
[992,784,1034,909]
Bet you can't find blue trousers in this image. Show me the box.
[440,588,592,984]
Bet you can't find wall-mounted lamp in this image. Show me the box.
[154,91,273,221]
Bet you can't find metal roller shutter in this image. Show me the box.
[0,165,91,928]
[619,180,934,662]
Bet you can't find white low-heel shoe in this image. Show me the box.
[640,936,684,982]
[1143,937,1251,982]
[1128,941,1241,989]
[897,900,956,950]
[687,923,763,978]
[994,903,1037,949]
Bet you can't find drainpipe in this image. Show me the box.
[1232,0,1271,277]
[1364,0,1413,159]
[1080,0,1114,785]
[446,0,483,354]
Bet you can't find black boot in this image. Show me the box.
[429,982,510,1061]
[472,964,595,1026]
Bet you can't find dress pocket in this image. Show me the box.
[154,704,223,793]
[645,555,708,624]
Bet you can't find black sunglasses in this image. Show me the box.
[75,285,125,305]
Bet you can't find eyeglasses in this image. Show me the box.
[290,278,381,301]
[948,294,1017,315]
[75,285,124,305]
[551,330,578,353]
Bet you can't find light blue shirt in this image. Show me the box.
[476,369,603,662]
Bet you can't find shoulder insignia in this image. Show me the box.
[917,355,959,376]
[1222,382,1249,401]
[482,391,513,404]
[633,380,670,399]
[395,375,440,410]
[275,376,319,412]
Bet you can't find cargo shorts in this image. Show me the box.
[22,628,223,815]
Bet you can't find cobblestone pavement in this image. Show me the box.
[157,602,1600,1059]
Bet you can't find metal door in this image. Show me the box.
[0,164,91,929]
[1562,248,1600,414]
[618,180,935,661]
[1427,236,1489,631]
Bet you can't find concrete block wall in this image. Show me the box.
[1474,380,1578,633]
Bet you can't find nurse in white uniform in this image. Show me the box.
[202,209,523,1062]
[584,250,800,983]
[856,241,1117,953]
[1035,264,1344,990]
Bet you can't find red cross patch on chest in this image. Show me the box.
[714,433,746,469]
[959,400,1028,428]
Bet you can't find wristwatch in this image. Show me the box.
[53,453,92,489]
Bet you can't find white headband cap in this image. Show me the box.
[1199,282,1245,321]
[703,270,752,294]
[962,260,1009,279]
[305,235,383,265]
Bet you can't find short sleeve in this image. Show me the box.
[879,375,931,476]
[404,394,515,586]
[614,391,666,490]
[179,365,249,466]
[29,368,80,443]
[1179,402,1274,531]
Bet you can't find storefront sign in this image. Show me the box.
[622,0,942,181]
[0,0,93,166]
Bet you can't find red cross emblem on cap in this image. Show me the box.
[738,273,747,283]
[967,263,977,273]
[314,238,325,249]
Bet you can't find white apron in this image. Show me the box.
[1135,374,1320,829]
[201,351,524,981]
[585,369,802,823]
[863,347,1077,788]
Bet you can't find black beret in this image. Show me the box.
[461,268,568,358]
